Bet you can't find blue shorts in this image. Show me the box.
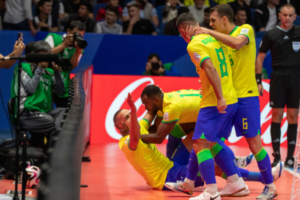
[193,104,237,142]
[232,97,261,138]
[163,143,204,190]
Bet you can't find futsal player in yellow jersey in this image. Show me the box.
[186,4,278,199]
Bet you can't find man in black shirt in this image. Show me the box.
[256,3,300,169]
[123,4,157,35]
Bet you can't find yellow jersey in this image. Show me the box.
[157,89,201,124]
[119,119,174,190]
[187,34,237,108]
[184,0,209,7]
[229,25,259,98]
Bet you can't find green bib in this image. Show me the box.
[11,63,54,119]
[45,33,75,98]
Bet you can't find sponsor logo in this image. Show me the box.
[240,28,249,34]
[284,35,289,40]
[193,52,201,62]
[163,112,169,121]
[293,42,300,52]
[289,141,296,145]
[273,138,280,143]
[210,195,220,200]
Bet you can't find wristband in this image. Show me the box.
[256,74,262,84]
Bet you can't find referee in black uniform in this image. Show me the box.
[256,3,300,169]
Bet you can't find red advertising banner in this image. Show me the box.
[90,75,288,147]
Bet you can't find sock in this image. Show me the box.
[287,124,297,159]
[166,134,182,159]
[206,183,218,195]
[186,149,199,181]
[239,168,264,183]
[197,149,216,184]
[211,141,237,178]
[254,148,273,185]
[271,122,281,155]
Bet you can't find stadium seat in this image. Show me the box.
[156,5,164,26]
[158,22,166,35]
[256,31,266,38]
[93,3,107,20]
[294,16,300,25]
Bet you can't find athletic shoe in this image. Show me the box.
[272,162,283,182]
[164,181,194,195]
[236,154,255,168]
[189,190,221,200]
[230,182,250,197]
[256,186,278,200]
[271,152,281,168]
[219,178,246,197]
[285,157,294,169]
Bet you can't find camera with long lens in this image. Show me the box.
[72,32,88,49]
[151,62,161,71]
[56,58,73,71]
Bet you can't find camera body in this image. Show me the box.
[151,62,161,71]
[55,58,73,71]
[72,33,88,49]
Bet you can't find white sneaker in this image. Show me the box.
[219,178,246,197]
[272,161,283,182]
[236,154,255,169]
[256,186,278,199]
[164,181,194,195]
[190,190,221,200]
[231,184,250,197]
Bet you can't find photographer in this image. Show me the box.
[10,41,65,147]
[143,53,181,76]
[44,20,86,108]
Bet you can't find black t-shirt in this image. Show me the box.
[259,25,300,69]
[123,19,155,35]
[64,0,85,14]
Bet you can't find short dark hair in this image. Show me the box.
[113,109,123,125]
[141,85,163,99]
[177,7,190,17]
[128,4,139,10]
[25,42,36,55]
[79,2,93,13]
[69,20,86,31]
[148,53,160,61]
[32,40,51,53]
[210,4,234,23]
[107,6,119,17]
[204,7,210,14]
[280,3,296,13]
[235,8,246,15]
[176,13,198,28]
[38,0,51,9]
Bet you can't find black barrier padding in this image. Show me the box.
[38,67,87,200]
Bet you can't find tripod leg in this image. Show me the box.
[13,131,19,200]
[21,132,27,200]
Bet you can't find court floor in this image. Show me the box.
[80,144,293,200]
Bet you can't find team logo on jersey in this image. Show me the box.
[163,112,169,121]
[292,42,300,52]
[193,52,201,62]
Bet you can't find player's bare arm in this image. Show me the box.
[202,59,227,113]
[126,93,141,150]
[192,27,249,50]
[140,121,177,144]
[255,52,266,96]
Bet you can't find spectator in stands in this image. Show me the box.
[64,0,84,15]
[188,0,208,24]
[234,8,247,26]
[35,0,66,20]
[0,39,25,69]
[123,4,157,35]
[44,21,85,108]
[164,7,189,35]
[123,0,159,27]
[184,0,209,8]
[229,0,252,24]
[3,0,36,34]
[254,0,280,32]
[10,41,65,147]
[162,0,183,23]
[199,7,212,29]
[280,0,300,15]
[250,0,264,8]
[33,0,58,32]
[97,6,122,34]
[96,0,123,21]
[59,2,98,32]
[143,53,181,76]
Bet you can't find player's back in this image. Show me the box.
[158,89,201,124]
[119,120,174,190]
[187,34,237,108]
[230,24,259,98]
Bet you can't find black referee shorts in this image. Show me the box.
[269,69,300,108]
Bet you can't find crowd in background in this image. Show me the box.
[0,0,298,36]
